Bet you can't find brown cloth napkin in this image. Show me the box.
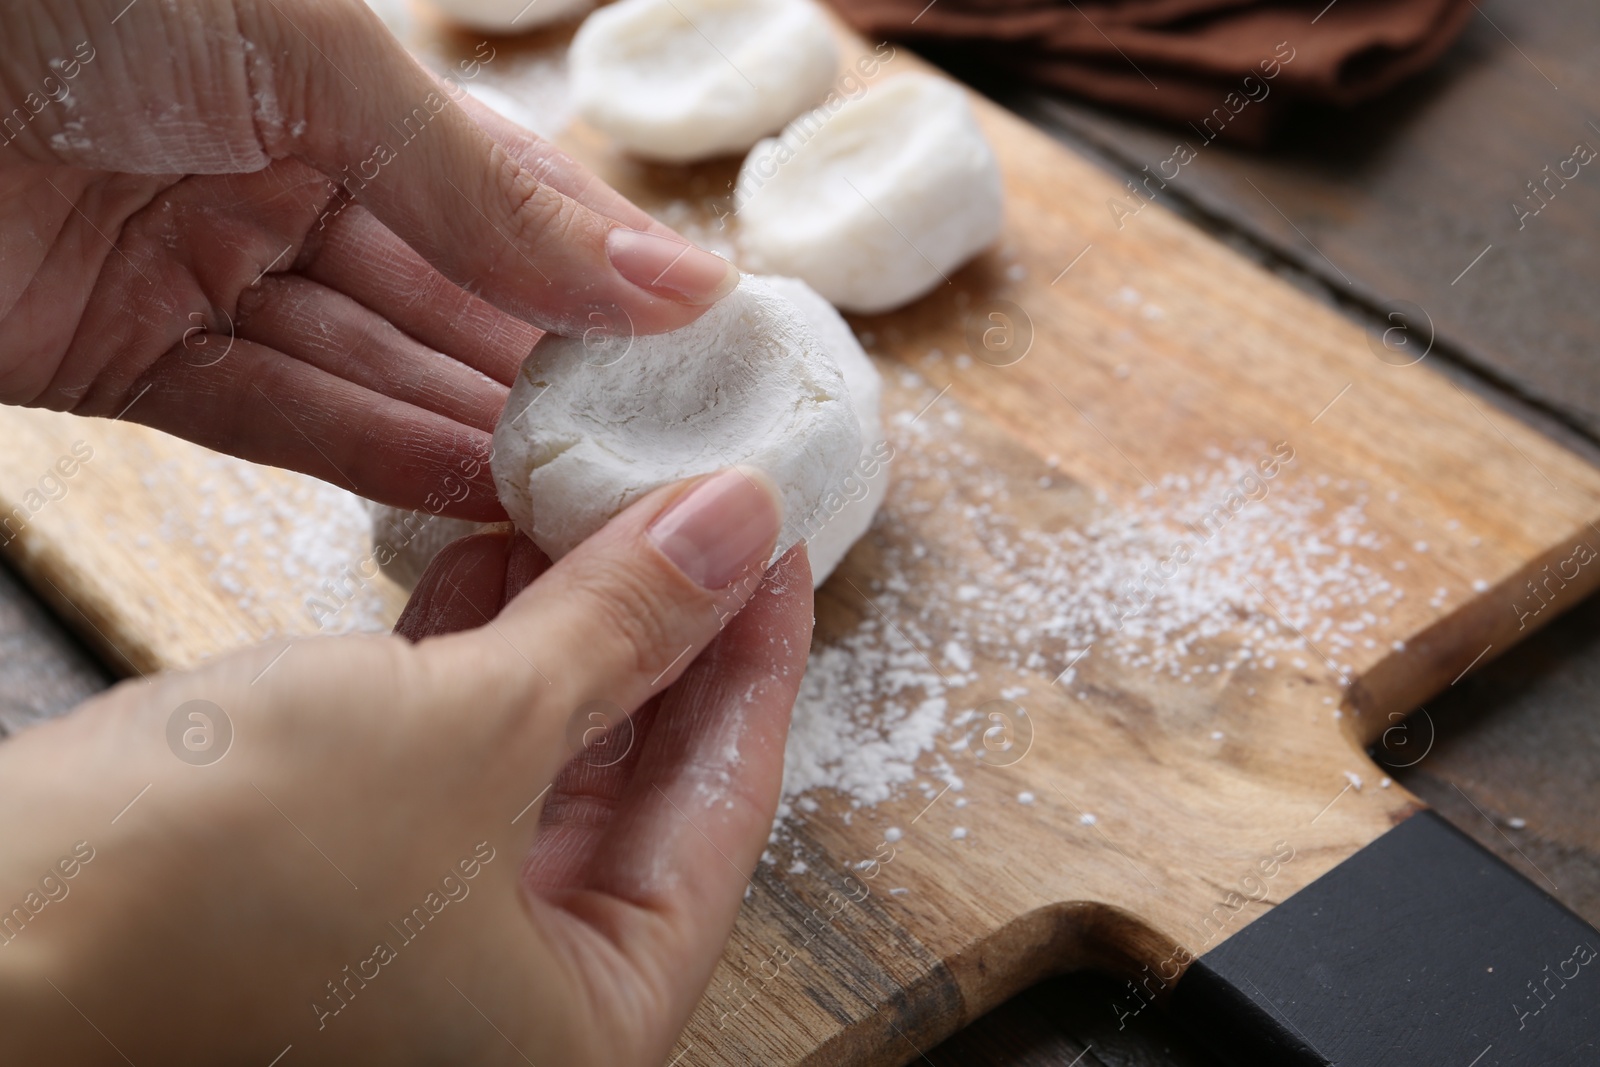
[828,0,1474,144]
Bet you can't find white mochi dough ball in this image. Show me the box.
[420,0,593,32]
[569,0,840,163]
[491,275,862,571]
[760,276,887,583]
[735,73,1004,314]
[367,505,494,590]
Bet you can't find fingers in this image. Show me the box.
[558,549,814,1051]
[294,88,688,381]
[395,530,550,641]
[235,273,509,431]
[523,698,662,893]
[299,204,538,387]
[133,336,506,520]
[415,467,788,782]
[18,0,736,334]
[507,467,787,710]
[30,158,519,514]
[233,0,738,336]
[395,531,513,641]
[528,548,811,899]
[445,81,675,241]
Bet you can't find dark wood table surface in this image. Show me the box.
[3,2,1597,1063]
[924,1,1600,1062]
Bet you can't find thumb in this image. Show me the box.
[25,0,737,335]
[265,1,741,336]
[416,466,793,776]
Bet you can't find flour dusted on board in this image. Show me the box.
[772,368,1421,834]
[108,453,395,648]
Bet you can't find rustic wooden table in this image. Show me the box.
[2,2,1595,1064]
[920,1,1600,1062]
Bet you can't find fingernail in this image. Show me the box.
[648,467,782,590]
[607,228,739,305]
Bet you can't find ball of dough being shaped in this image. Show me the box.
[760,277,888,584]
[419,0,593,32]
[366,504,497,591]
[490,275,863,570]
[569,0,840,163]
[736,74,1004,314]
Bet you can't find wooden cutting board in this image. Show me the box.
[3,10,1599,1065]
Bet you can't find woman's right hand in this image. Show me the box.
[0,469,810,1065]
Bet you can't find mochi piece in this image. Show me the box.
[735,73,1004,314]
[419,0,593,32]
[569,0,839,163]
[366,505,497,590]
[761,276,887,582]
[491,275,861,572]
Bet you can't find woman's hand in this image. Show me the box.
[0,0,738,519]
[0,469,808,1065]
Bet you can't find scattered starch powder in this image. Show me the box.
[109,453,394,645]
[772,370,1406,851]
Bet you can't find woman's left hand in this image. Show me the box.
[0,0,738,519]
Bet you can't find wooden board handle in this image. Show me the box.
[1168,810,1600,1066]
